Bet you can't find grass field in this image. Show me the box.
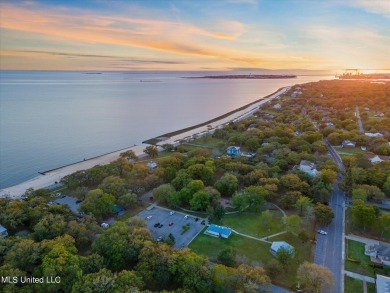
[344,276,363,293]
[335,147,366,155]
[269,232,315,287]
[190,136,226,148]
[116,204,148,222]
[189,230,273,264]
[345,239,389,277]
[215,210,284,238]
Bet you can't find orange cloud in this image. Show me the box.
[0,2,255,65]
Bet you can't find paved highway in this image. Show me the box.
[314,142,345,293]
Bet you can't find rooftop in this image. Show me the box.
[270,241,294,252]
[376,275,390,293]
[206,224,232,236]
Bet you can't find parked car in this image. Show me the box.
[158,224,164,228]
[169,211,175,215]
[201,220,206,225]
[101,223,109,228]
[146,216,152,220]
[317,230,327,235]
[184,215,189,219]
[195,218,199,222]
[156,236,163,242]
[154,222,160,227]
[169,222,174,226]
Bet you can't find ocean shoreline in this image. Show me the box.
[0,86,291,198]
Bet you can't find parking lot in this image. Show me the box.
[136,206,207,249]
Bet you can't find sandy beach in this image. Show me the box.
[0,86,290,199]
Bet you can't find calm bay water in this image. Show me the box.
[0,70,332,188]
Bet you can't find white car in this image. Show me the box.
[184,215,189,219]
[146,216,153,220]
[156,236,163,242]
[318,230,327,235]
[169,211,175,215]
[101,223,109,228]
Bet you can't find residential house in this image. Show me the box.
[273,103,281,109]
[366,154,390,164]
[241,152,256,158]
[365,243,390,266]
[0,225,8,238]
[298,160,319,176]
[147,161,158,169]
[227,146,241,157]
[270,241,294,257]
[375,113,385,117]
[376,275,390,293]
[342,140,356,148]
[365,132,383,137]
[205,224,232,239]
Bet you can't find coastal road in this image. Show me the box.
[355,106,365,133]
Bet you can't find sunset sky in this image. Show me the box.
[0,0,389,71]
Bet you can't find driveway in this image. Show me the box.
[136,206,206,249]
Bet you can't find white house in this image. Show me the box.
[147,161,158,169]
[376,275,390,293]
[273,103,281,109]
[270,241,294,257]
[365,243,390,266]
[298,160,319,176]
[365,132,383,137]
[342,140,356,148]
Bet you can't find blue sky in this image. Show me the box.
[0,0,389,71]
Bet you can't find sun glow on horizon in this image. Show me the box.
[0,1,389,71]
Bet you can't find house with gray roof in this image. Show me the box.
[270,241,294,257]
[365,243,390,266]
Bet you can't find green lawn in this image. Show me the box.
[189,229,273,264]
[268,232,315,287]
[190,136,226,148]
[367,282,376,293]
[215,210,284,238]
[345,239,389,277]
[335,147,366,155]
[344,276,363,293]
